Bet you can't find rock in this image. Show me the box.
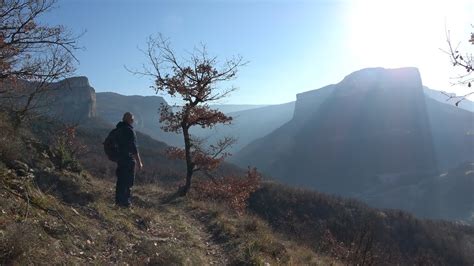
[47,76,97,122]
[0,77,97,123]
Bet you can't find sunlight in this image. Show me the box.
[346,0,473,98]
[347,0,442,67]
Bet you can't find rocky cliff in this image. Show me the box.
[235,67,439,185]
[0,76,97,123]
[48,76,97,122]
[233,67,474,220]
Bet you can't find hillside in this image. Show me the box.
[96,92,294,154]
[1,113,474,265]
[0,77,96,123]
[233,67,474,221]
[96,92,183,147]
[0,113,331,265]
[191,102,295,154]
[248,182,474,265]
[209,104,269,114]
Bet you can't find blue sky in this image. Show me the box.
[42,0,473,104]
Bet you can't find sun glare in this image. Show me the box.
[348,0,440,66]
[346,0,473,97]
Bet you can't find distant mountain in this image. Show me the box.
[0,76,97,123]
[191,102,295,154]
[233,67,474,220]
[209,104,268,113]
[47,77,97,122]
[96,92,183,147]
[96,92,294,153]
[424,86,474,112]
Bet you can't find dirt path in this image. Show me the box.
[181,209,229,265]
[132,186,230,265]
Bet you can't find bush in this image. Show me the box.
[50,125,86,172]
[193,167,261,214]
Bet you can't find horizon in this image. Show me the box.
[67,66,474,107]
[41,0,473,105]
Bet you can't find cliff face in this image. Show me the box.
[0,76,97,123]
[293,84,335,123]
[48,76,97,122]
[233,67,473,199]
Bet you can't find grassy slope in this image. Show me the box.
[0,167,332,265]
[1,114,474,265]
[0,115,333,265]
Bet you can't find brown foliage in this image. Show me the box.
[159,103,232,132]
[133,34,246,195]
[193,167,261,215]
[166,136,235,173]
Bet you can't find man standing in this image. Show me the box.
[115,112,143,207]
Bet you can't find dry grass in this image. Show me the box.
[187,200,337,265]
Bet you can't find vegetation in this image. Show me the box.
[444,26,473,104]
[1,111,473,264]
[0,112,332,265]
[0,0,81,123]
[248,182,474,265]
[134,34,246,196]
[0,1,472,265]
[193,167,261,215]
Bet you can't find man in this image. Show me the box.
[115,112,143,207]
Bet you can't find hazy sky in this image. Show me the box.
[42,0,473,104]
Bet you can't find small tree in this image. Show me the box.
[0,0,80,123]
[443,27,473,105]
[139,35,246,196]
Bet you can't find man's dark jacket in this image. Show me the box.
[115,121,138,161]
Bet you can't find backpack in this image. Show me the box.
[103,128,120,162]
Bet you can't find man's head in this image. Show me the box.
[122,112,134,125]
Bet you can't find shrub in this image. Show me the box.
[50,125,86,172]
[193,167,261,214]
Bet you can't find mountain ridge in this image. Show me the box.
[232,67,474,221]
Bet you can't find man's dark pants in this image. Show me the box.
[115,158,135,207]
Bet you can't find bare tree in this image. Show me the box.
[0,0,81,123]
[135,35,246,196]
[443,27,473,106]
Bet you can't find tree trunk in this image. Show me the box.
[179,126,193,196]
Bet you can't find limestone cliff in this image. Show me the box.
[48,76,97,122]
